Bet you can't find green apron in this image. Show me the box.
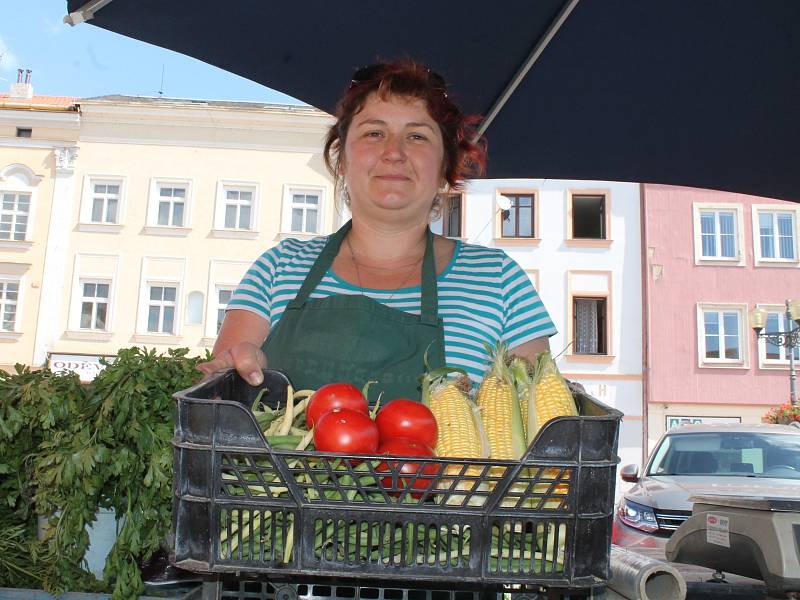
[262,220,446,401]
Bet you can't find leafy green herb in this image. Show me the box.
[0,347,207,599]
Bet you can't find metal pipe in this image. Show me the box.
[63,0,116,25]
[474,0,581,140]
[608,545,687,600]
[786,300,798,406]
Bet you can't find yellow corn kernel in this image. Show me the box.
[531,352,578,438]
[477,343,526,462]
[477,374,526,461]
[508,355,535,445]
[429,382,484,459]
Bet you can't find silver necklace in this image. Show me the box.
[345,235,424,300]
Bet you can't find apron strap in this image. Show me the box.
[288,221,352,308]
[288,219,440,325]
[419,226,439,325]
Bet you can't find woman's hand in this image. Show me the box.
[197,342,267,386]
[509,336,551,363]
[197,309,271,386]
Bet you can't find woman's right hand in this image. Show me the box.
[199,309,270,386]
[196,341,267,386]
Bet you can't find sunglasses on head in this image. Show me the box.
[349,64,448,97]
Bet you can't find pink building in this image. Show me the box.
[641,184,800,449]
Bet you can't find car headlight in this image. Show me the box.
[617,498,659,533]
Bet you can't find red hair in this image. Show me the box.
[323,58,487,191]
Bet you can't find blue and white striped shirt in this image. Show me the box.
[229,235,556,386]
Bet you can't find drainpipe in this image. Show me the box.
[639,183,650,466]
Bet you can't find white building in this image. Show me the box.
[433,179,643,472]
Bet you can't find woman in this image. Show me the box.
[198,59,556,399]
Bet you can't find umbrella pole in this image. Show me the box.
[475,0,582,140]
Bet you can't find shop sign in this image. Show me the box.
[665,415,741,429]
[48,353,116,383]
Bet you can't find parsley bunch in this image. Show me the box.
[0,347,206,599]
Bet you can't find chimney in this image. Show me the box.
[10,69,34,99]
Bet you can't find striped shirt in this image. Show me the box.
[229,235,557,386]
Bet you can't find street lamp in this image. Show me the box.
[749,299,800,406]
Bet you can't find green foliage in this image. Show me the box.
[0,365,85,523]
[0,347,207,599]
[0,523,58,588]
[763,401,800,425]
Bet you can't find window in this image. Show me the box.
[694,204,745,265]
[501,194,534,238]
[79,177,124,229]
[0,192,31,241]
[156,184,186,227]
[224,187,254,230]
[279,185,324,237]
[145,179,190,232]
[16,128,32,138]
[698,305,747,367]
[704,310,740,359]
[0,281,19,331]
[760,309,800,364]
[78,281,109,330]
[290,192,319,234]
[216,287,233,334]
[573,297,607,354]
[571,194,606,239]
[700,209,737,258]
[441,193,463,237]
[757,210,796,261]
[147,285,177,333]
[90,182,120,224]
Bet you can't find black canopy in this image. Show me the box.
[66,0,800,202]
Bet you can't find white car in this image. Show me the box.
[612,423,800,550]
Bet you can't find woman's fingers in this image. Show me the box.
[196,344,267,386]
[229,343,267,386]
[196,348,235,376]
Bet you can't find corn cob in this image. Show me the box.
[422,369,486,459]
[530,351,578,439]
[476,343,526,461]
[422,367,488,504]
[508,355,536,443]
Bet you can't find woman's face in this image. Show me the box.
[342,93,445,224]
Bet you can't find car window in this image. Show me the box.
[647,431,800,478]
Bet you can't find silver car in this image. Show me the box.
[612,423,800,550]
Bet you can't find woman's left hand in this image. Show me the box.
[509,336,551,362]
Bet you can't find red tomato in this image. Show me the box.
[306,383,368,428]
[313,408,379,454]
[375,399,438,447]
[376,437,438,497]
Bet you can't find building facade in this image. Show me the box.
[642,184,800,449]
[0,77,79,372]
[434,179,644,470]
[29,95,336,379]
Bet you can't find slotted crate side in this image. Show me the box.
[212,578,536,600]
[483,515,573,584]
[214,504,298,568]
[296,508,485,580]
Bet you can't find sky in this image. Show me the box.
[1,0,303,103]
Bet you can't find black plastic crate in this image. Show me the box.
[203,577,605,600]
[171,369,621,591]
